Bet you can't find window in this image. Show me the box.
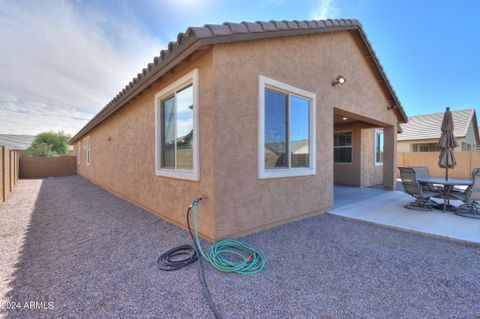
[258,75,316,179]
[83,136,90,166]
[462,142,472,151]
[155,69,199,181]
[76,144,80,165]
[412,143,437,152]
[334,131,352,163]
[375,129,384,165]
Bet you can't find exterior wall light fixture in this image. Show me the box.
[332,75,346,86]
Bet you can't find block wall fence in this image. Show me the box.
[19,156,76,179]
[397,151,480,179]
[1,146,20,203]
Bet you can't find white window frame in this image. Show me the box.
[76,143,80,165]
[154,68,199,181]
[83,136,91,166]
[258,75,316,179]
[374,128,383,166]
[334,130,353,164]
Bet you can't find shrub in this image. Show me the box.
[26,131,71,157]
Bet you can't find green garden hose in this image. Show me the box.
[157,198,267,319]
[192,199,266,274]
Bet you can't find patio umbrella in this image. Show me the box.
[437,107,458,180]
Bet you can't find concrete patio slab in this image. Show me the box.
[333,184,390,209]
[330,190,480,245]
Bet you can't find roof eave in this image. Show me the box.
[70,19,408,144]
[353,28,408,124]
[69,38,203,144]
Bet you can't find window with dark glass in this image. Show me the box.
[334,131,352,163]
[160,84,193,170]
[412,143,438,152]
[264,89,310,169]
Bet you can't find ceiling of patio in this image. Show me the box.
[333,107,389,128]
[333,114,360,125]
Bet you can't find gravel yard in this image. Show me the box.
[1,175,479,319]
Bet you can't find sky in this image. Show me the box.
[0,0,479,136]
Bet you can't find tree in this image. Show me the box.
[26,131,71,157]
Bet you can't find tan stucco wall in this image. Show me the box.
[361,128,383,187]
[76,50,217,241]
[397,140,412,152]
[74,31,400,241]
[211,31,399,239]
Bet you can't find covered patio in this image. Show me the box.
[331,184,480,245]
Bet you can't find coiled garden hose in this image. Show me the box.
[157,198,267,319]
[156,244,197,271]
[191,199,266,274]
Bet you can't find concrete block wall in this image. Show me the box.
[397,151,480,179]
[19,156,76,179]
[1,146,20,203]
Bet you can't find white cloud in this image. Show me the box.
[0,95,92,135]
[311,0,338,20]
[0,0,164,135]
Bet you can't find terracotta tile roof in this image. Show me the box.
[398,109,477,141]
[70,19,407,143]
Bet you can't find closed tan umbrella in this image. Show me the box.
[437,107,458,180]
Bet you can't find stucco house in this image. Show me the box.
[70,19,407,241]
[398,109,479,152]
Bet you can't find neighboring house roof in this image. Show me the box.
[266,140,309,155]
[398,109,478,141]
[70,18,407,144]
[0,134,35,150]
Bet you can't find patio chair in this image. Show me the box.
[412,166,441,193]
[412,166,430,179]
[450,168,480,219]
[399,167,439,211]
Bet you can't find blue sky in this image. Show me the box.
[0,0,479,135]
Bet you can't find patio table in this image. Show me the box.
[417,178,472,212]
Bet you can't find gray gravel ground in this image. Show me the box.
[1,176,480,319]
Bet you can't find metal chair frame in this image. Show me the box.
[398,167,439,211]
[455,168,480,219]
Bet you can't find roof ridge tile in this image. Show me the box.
[241,21,263,32]
[204,24,231,36]
[223,22,249,33]
[256,21,276,31]
[270,20,289,30]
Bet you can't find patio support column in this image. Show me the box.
[383,124,397,190]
